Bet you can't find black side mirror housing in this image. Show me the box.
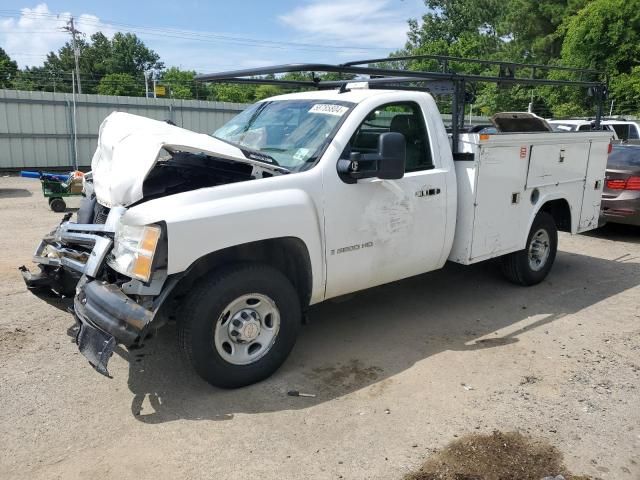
[337,132,406,183]
[376,132,406,179]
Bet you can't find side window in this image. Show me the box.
[347,102,433,171]
[612,124,629,140]
[630,125,640,140]
[578,124,591,131]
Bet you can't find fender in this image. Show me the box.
[523,184,581,248]
[123,185,325,302]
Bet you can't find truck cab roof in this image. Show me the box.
[260,88,433,104]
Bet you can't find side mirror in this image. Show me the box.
[376,132,406,180]
[337,132,406,183]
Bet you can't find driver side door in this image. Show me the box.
[323,101,448,299]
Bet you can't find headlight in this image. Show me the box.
[108,224,161,282]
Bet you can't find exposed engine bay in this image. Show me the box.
[139,149,265,204]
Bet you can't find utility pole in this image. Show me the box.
[152,73,157,98]
[63,16,83,94]
[144,71,150,98]
[71,71,78,170]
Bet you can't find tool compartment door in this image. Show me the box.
[579,140,608,231]
[470,146,528,260]
[526,142,589,189]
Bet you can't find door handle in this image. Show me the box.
[415,188,441,197]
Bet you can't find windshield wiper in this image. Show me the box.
[238,146,292,173]
[259,147,288,153]
[212,136,290,172]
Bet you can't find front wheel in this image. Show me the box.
[178,263,301,388]
[501,211,558,286]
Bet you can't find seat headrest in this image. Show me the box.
[389,114,418,139]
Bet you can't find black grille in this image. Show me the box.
[93,204,110,224]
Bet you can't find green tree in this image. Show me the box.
[404,0,510,72]
[40,37,90,92]
[161,67,196,99]
[610,67,640,116]
[561,0,640,74]
[97,73,144,96]
[105,32,163,76]
[9,70,38,91]
[40,32,163,94]
[208,83,256,103]
[0,48,18,88]
[254,84,281,100]
[542,0,640,116]
[400,0,618,117]
[503,0,589,63]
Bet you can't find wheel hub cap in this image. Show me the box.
[214,293,281,365]
[528,228,550,271]
[229,309,262,342]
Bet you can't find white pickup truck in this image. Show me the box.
[21,84,611,387]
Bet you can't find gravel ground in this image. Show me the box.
[0,175,639,480]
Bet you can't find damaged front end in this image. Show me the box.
[20,111,289,377]
[20,207,172,377]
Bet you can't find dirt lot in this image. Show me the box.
[1,175,639,480]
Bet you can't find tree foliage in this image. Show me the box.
[561,0,640,74]
[97,73,144,97]
[18,32,163,94]
[0,48,18,88]
[161,67,197,99]
[402,0,639,117]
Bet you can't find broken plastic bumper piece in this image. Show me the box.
[73,279,154,376]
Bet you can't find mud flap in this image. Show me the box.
[76,319,116,377]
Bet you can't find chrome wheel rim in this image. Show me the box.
[213,293,280,365]
[528,228,550,271]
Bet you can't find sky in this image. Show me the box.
[0,1,426,73]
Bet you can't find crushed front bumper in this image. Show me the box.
[20,214,117,293]
[73,278,155,375]
[21,209,167,376]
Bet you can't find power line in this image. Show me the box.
[0,9,398,53]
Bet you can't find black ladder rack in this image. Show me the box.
[195,55,606,153]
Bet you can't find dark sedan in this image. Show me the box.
[601,144,640,226]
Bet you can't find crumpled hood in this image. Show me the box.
[91,112,274,207]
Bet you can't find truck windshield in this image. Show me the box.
[213,99,354,171]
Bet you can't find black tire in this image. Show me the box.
[178,263,301,388]
[501,211,558,286]
[49,197,66,212]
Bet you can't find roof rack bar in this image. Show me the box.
[319,77,456,95]
[197,63,603,88]
[342,54,601,76]
[206,77,318,87]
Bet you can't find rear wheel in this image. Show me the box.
[501,211,558,286]
[49,197,66,212]
[178,263,301,388]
